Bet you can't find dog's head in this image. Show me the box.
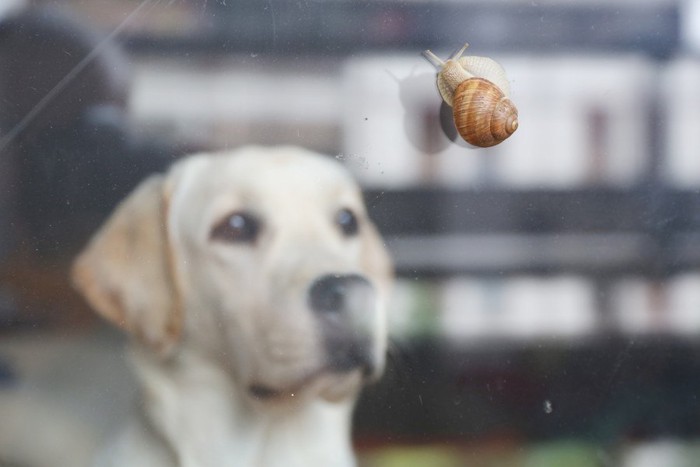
[72,146,393,405]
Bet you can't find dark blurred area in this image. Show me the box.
[0,7,185,259]
[0,6,196,334]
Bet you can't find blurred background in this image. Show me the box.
[1,0,700,465]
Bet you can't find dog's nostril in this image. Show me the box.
[308,274,371,314]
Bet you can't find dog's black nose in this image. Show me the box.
[308,274,373,315]
[309,274,379,376]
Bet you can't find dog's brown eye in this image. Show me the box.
[336,208,359,237]
[211,212,260,243]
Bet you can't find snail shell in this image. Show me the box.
[423,44,518,147]
[453,78,519,148]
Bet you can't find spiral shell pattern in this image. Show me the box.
[452,78,519,148]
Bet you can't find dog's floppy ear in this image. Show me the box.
[72,175,182,356]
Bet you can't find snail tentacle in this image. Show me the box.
[449,43,470,60]
[422,49,445,68]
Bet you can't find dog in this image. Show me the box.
[71,146,393,467]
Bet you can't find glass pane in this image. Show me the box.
[1,1,698,466]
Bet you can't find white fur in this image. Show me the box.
[73,146,393,467]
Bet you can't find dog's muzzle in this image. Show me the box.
[308,274,380,377]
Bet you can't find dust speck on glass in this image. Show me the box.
[0,0,699,466]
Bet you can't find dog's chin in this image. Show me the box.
[317,370,364,403]
[249,369,364,405]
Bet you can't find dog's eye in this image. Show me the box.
[336,208,359,237]
[211,212,261,243]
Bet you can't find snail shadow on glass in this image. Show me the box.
[385,68,469,156]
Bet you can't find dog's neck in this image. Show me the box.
[127,345,357,467]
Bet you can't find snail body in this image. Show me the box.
[423,44,518,148]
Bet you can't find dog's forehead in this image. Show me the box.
[169,148,363,220]
[228,150,350,193]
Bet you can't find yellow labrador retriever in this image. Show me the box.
[72,146,393,467]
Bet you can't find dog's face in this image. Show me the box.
[72,146,393,405]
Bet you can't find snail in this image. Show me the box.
[423,43,518,148]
